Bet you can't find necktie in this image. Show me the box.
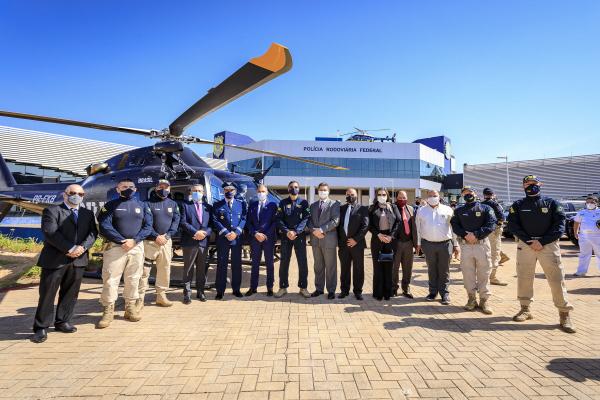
[318,201,324,219]
[344,205,351,235]
[401,206,410,236]
[195,202,202,224]
[71,208,78,224]
[258,202,263,222]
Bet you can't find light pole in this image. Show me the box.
[496,156,510,203]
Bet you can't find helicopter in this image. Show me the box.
[341,127,396,143]
[0,43,347,224]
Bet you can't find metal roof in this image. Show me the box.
[0,125,227,176]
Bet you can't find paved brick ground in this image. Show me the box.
[1,239,600,400]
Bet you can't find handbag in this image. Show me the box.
[378,251,394,262]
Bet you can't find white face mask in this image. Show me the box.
[377,196,387,204]
[427,196,440,206]
[586,203,597,210]
[318,190,329,200]
[257,192,267,201]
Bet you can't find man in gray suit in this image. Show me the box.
[308,182,341,299]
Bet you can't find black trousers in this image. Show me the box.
[393,240,414,291]
[33,264,84,331]
[182,245,208,296]
[371,238,394,299]
[279,235,309,289]
[338,245,365,294]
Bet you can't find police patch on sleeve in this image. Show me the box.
[509,207,515,213]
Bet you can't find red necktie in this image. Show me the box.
[401,206,410,236]
[195,203,202,224]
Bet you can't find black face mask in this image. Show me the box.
[224,191,235,199]
[463,194,475,203]
[525,184,541,197]
[346,195,357,204]
[156,189,169,198]
[120,188,135,199]
[288,187,299,195]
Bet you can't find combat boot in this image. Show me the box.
[96,303,114,329]
[513,305,533,322]
[156,291,173,307]
[124,300,142,322]
[464,293,478,311]
[479,297,493,315]
[499,252,510,265]
[135,298,145,313]
[559,311,576,333]
[489,269,508,286]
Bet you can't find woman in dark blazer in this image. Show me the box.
[368,188,399,300]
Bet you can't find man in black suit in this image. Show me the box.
[337,188,369,300]
[32,184,98,343]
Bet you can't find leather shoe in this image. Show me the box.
[384,296,390,301]
[54,322,77,333]
[197,293,207,302]
[267,289,274,297]
[355,293,363,300]
[31,329,47,343]
[310,290,323,298]
[338,292,349,299]
[183,297,192,305]
[425,293,437,301]
[402,291,414,299]
[245,289,257,297]
[233,291,243,298]
[215,293,224,300]
[327,292,335,300]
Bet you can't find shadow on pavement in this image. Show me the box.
[547,358,600,382]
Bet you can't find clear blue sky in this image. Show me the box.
[1,1,599,170]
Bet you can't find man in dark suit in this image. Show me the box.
[337,188,369,300]
[245,184,278,297]
[179,184,212,303]
[392,190,418,298]
[32,184,98,343]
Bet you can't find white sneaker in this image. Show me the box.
[274,288,287,298]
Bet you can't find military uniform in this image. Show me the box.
[276,196,310,294]
[451,201,496,312]
[481,194,507,284]
[98,196,153,326]
[139,192,180,308]
[574,206,600,275]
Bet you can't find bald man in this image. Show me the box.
[31,184,98,343]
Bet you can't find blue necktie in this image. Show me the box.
[71,208,78,224]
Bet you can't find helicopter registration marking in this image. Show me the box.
[138,177,153,184]
[32,194,57,204]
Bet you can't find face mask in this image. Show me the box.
[191,192,203,202]
[463,194,475,203]
[318,190,329,200]
[225,191,235,199]
[120,188,135,199]
[377,196,387,204]
[524,184,540,196]
[67,194,83,205]
[346,195,357,204]
[156,189,170,198]
[257,192,267,201]
[427,196,440,206]
[396,199,407,208]
[288,187,299,195]
[586,203,597,210]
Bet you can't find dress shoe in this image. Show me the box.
[310,290,323,298]
[384,296,390,301]
[31,329,47,343]
[425,293,437,301]
[183,297,192,305]
[54,322,77,333]
[233,291,243,298]
[441,294,451,305]
[197,293,207,302]
[375,296,383,301]
[215,293,224,300]
[245,288,257,297]
[355,293,363,300]
[327,292,335,300]
[402,291,414,299]
[338,292,349,299]
[267,289,274,297]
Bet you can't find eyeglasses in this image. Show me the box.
[66,192,85,196]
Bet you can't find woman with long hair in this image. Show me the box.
[368,188,399,300]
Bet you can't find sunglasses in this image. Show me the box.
[66,192,85,196]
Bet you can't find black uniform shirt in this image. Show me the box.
[145,195,181,240]
[482,198,505,223]
[98,197,153,244]
[507,196,565,245]
[276,197,310,235]
[450,202,497,240]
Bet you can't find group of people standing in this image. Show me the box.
[31,174,579,343]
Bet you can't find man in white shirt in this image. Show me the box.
[573,196,600,277]
[415,190,459,305]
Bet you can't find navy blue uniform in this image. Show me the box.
[212,198,247,294]
[451,202,497,240]
[482,199,505,224]
[98,198,153,244]
[145,195,180,240]
[507,196,565,245]
[276,197,310,289]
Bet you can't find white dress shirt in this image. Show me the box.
[415,203,457,245]
[574,208,600,236]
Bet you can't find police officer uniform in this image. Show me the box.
[138,181,180,310]
[451,188,497,313]
[481,188,508,286]
[98,193,153,327]
[573,199,600,276]
[507,175,574,332]
[212,182,247,299]
[275,195,311,298]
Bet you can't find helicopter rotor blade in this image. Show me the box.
[168,43,293,137]
[188,136,348,170]
[0,110,153,136]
